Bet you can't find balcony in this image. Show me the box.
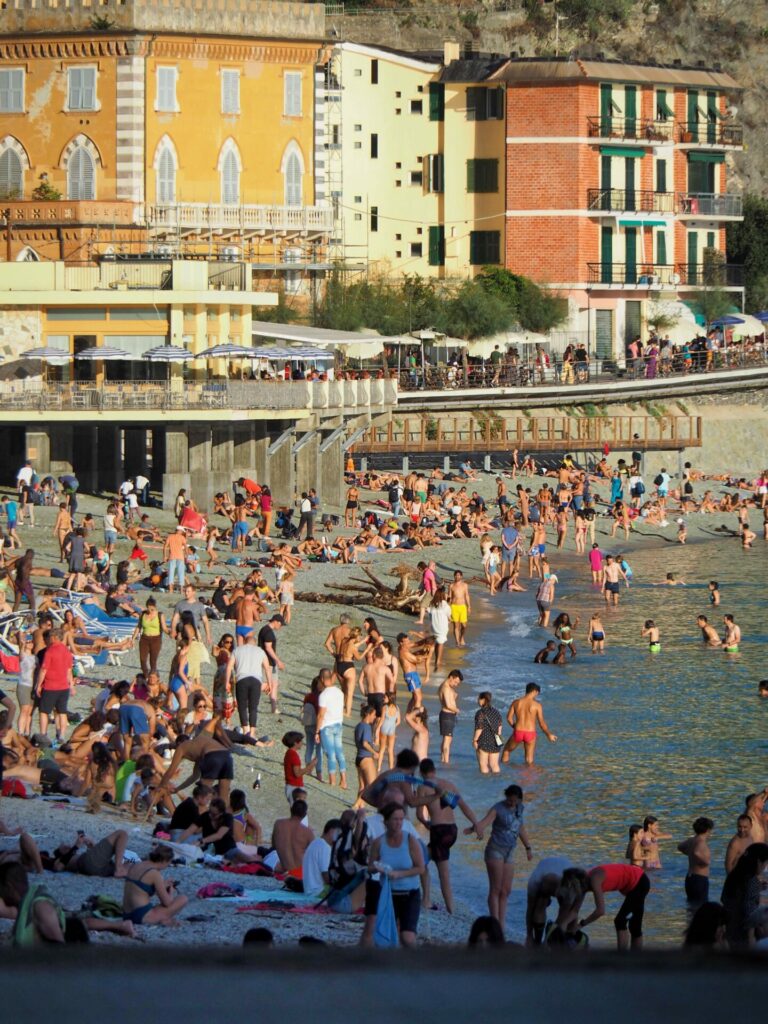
[587,188,675,214]
[147,203,333,239]
[587,263,679,286]
[64,260,173,292]
[677,193,742,219]
[674,263,744,287]
[586,115,673,144]
[2,200,140,226]
[677,121,743,148]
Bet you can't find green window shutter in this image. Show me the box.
[487,231,500,264]
[601,154,612,210]
[625,157,636,211]
[601,225,613,283]
[429,225,445,266]
[625,85,637,134]
[656,158,667,194]
[488,88,503,120]
[656,88,673,120]
[600,83,612,135]
[656,229,667,266]
[429,82,445,122]
[687,90,699,140]
[488,159,498,192]
[706,92,717,144]
[469,231,500,266]
[625,227,637,284]
[687,230,698,283]
[467,159,476,192]
[687,151,724,164]
[469,231,479,264]
[707,230,715,250]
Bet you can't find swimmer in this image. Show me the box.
[626,824,645,867]
[708,581,720,606]
[676,519,687,544]
[501,683,557,766]
[602,555,628,606]
[534,641,557,664]
[654,572,686,586]
[641,619,661,653]
[696,615,721,647]
[722,614,741,654]
[552,613,579,659]
[741,523,756,549]
[587,613,606,654]
[759,680,768,698]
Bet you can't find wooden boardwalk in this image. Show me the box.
[355,414,702,454]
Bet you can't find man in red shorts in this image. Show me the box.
[501,682,558,766]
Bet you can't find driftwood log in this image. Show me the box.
[296,563,423,615]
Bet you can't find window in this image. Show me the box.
[410,243,423,258]
[370,59,378,85]
[429,82,444,122]
[221,70,240,115]
[656,88,673,121]
[284,150,302,206]
[285,248,302,295]
[284,72,302,117]
[395,109,401,115]
[0,148,23,198]
[428,225,445,267]
[221,148,240,205]
[656,229,667,267]
[395,91,401,98]
[469,231,500,265]
[68,66,97,111]
[410,100,423,115]
[395,180,402,188]
[354,142,362,149]
[656,159,667,194]
[353,68,362,77]
[395,251,402,258]
[370,206,378,232]
[416,227,422,235]
[395,233,401,241]
[156,67,178,113]
[466,158,498,193]
[466,87,503,121]
[354,213,362,221]
[427,154,444,193]
[354,124,362,132]
[370,133,378,159]
[354,196,362,204]
[67,145,95,200]
[0,69,24,113]
[156,145,176,204]
[410,170,423,186]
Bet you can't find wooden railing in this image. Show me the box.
[356,415,703,453]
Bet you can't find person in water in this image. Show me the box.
[722,614,741,654]
[641,619,661,653]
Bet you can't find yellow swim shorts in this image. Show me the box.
[450,604,468,624]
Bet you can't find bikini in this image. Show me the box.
[123,868,156,924]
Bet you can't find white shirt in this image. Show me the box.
[16,465,33,486]
[232,644,269,681]
[104,513,116,532]
[119,480,134,497]
[318,685,344,728]
[301,498,312,514]
[429,602,451,641]
[301,836,332,898]
[135,475,149,491]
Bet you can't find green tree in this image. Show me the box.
[436,280,514,340]
[556,0,633,39]
[516,278,568,332]
[693,285,733,327]
[727,193,768,310]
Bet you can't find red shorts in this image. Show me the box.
[513,729,536,743]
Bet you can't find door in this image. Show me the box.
[600,83,612,136]
[625,157,636,212]
[595,309,614,361]
[73,335,97,383]
[625,300,642,344]
[625,227,637,284]
[601,154,612,210]
[687,231,699,285]
[601,226,613,284]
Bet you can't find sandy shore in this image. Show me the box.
[0,468,756,946]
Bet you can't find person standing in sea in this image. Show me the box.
[469,784,532,935]
[472,692,503,774]
[501,683,558,766]
[448,570,471,648]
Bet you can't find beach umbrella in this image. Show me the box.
[709,315,744,327]
[74,345,131,360]
[751,311,768,322]
[23,345,71,362]
[251,345,333,362]
[731,314,766,338]
[144,345,194,362]
[197,342,258,359]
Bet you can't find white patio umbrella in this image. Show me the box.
[251,345,333,362]
[74,345,131,361]
[23,345,71,362]
[197,342,258,358]
[144,344,194,362]
[731,314,766,338]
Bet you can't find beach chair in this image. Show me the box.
[53,593,136,640]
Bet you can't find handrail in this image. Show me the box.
[586,188,674,213]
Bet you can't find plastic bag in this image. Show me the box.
[373,874,399,948]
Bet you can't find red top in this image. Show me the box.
[41,642,74,691]
[591,864,644,895]
[260,493,272,512]
[242,478,261,496]
[283,748,302,786]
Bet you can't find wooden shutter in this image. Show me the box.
[429,153,444,193]
[158,68,176,111]
[157,147,175,203]
[69,67,82,109]
[222,71,239,114]
[625,227,637,284]
[600,83,612,135]
[625,85,637,135]
[0,149,23,198]
[68,147,95,200]
[466,87,479,121]
[285,152,301,206]
[706,92,717,144]
[467,159,476,192]
[600,226,613,284]
[285,74,301,116]
[687,90,699,140]
[428,225,445,266]
[656,229,667,267]
[222,150,239,205]
[687,230,698,283]
[488,88,503,120]
[0,69,23,112]
[656,158,667,194]
[429,83,444,122]
[625,157,636,212]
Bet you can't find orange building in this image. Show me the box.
[490,57,743,360]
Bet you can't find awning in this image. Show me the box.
[618,218,668,227]
[600,146,647,158]
[688,151,725,164]
[251,321,403,347]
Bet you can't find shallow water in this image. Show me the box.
[422,531,768,947]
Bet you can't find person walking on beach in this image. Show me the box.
[472,692,503,774]
[470,784,532,935]
[501,683,557,766]
[677,817,713,906]
[449,570,471,647]
[315,671,347,790]
[535,567,557,628]
[437,670,463,764]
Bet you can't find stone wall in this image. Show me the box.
[0,307,42,377]
[1,0,324,41]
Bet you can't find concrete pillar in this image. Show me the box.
[402,456,409,474]
[443,455,451,473]
[74,425,99,493]
[25,429,51,474]
[188,426,212,474]
[484,454,491,472]
[318,433,345,509]
[268,431,295,508]
[211,425,234,475]
[232,422,256,480]
[361,457,368,473]
[162,427,190,511]
[50,424,74,477]
[254,422,269,485]
[124,428,148,476]
[98,425,122,495]
[296,433,319,500]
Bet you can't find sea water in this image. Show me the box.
[425,532,768,947]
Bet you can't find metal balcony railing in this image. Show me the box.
[587,188,675,213]
[674,263,744,287]
[677,121,743,146]
[586,115,673,142]
[677,193,743,218]
[587,263,680,286]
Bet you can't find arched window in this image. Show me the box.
[16,246,39,262]
[284,151,302,207]
[221,149,239,206]
[67,145,95,200]
[156,145,176,204]
[0,148,23,199]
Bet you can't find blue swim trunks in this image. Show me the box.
[236,625,254,639]
[405,671,422,693]
[118,703,150,735]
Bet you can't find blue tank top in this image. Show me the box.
[490,801,524,848]
[381,834,420,891]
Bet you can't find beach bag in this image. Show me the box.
[373,874,399,948]
[301,700,316,729]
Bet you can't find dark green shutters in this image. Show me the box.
[428,154,444,193]
[601,225,613,284]
[429,82,445,122]
[687,230,698,284]
[656,229,667,267]
[625,85,637,136]
[600,83,612,136]
[466,159,498,193]
[656,88,673,121]
[625,300,642,343]
[601,154,612,210]
[687,89,699,141]
[625,227,637,284]
[469,231,500,265]
[625,157,636,212]
[428,225,445,267]
[656,158,667,194]
[706,91,717,144]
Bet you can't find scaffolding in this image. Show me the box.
[321,47,345,268]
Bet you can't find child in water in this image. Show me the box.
[626,824,645,867]
[708,581,720,606]
[641,619,661,653]
[587,612,606,654]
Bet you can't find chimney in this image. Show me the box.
[462,41,475,60]
[443,40,460,65]
[673,58,682,66]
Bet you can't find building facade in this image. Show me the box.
[491,58,744,359]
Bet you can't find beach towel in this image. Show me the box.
[0,653,20,674]
[220,862,274,877]
[196,882,245,900]
[373,874,398,948]
[1,779,35,799]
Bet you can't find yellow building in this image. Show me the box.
[0,0,331,267]
[319,42,507,278]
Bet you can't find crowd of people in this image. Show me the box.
[0,446,766,952]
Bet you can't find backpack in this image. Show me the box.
[301,700,317,728]
[636,481,645,495]
[328,821,370,891]
[653,474,663,486]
